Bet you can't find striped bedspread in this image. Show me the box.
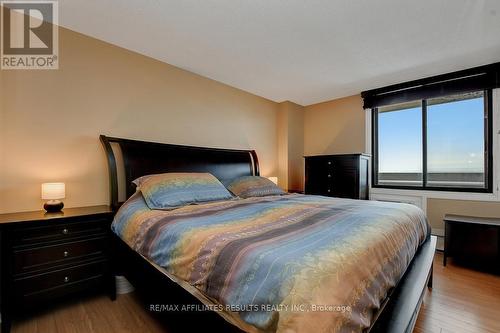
[112,193,429,333]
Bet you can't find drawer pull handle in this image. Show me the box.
[64,276,70,283]
[62,228,69,235]
[63,251,69,257]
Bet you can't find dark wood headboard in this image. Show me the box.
[100,135,259,210]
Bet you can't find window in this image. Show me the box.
[377,101,423,186]
[372,90,492,192]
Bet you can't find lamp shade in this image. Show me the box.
[267,177,278,185]
[41,183,65,200]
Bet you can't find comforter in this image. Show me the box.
[112,193,429,333]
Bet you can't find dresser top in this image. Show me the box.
[304,153,371,158]
[0,205,113,225]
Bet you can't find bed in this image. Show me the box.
[100,135,436,333]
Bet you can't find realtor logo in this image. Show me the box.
[1,0,58,69]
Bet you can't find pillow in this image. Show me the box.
[133,172,234,210]
[227,176,286,198]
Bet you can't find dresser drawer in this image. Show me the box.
[12,218,109,246]
[13,260,108,308]
[13,237,108,275]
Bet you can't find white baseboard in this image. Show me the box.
[432,228,444,237]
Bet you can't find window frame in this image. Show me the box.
[372,89,493,193]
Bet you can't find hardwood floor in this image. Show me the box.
[415,252,500,333]
[12,292,169,333]
[11,252,500,333]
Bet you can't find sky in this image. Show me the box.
[378,96,484,173]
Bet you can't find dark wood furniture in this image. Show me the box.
[304,154,370,199]
[0,205,116,333]
[443,214,500,274]
[100,135,435,333]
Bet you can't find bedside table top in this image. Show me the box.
[444,214,500,227]
[0,205,113,225]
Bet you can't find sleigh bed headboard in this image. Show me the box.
[99,135,260,210]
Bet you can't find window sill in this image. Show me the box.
[370,186,500,202]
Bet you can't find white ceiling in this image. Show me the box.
[59,0,500,106]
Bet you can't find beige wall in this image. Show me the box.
[0,70,4,202]
[287,103,305,192]
[277,104,289,189]
[3,21,497,228]
[277,101,304,191]
[304,95,366,156]
[304,94,500,231]
[0,27,280,213]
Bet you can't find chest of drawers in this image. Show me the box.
[0,206,116,333]
[304,154,370,200]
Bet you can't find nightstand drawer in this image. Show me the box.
[13,260,107,307]
[12,218,109,246]
[13,237,108,274]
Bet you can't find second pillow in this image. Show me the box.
[227,176,286,198]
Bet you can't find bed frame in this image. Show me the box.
[100,134,436,333]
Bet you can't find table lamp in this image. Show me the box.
[41,182,65,212]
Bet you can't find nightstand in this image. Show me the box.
[443,214,500,274]
[0,206,116,333]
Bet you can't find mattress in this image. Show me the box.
[112,193,429,333]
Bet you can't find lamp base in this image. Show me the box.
[44,200,64,213]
